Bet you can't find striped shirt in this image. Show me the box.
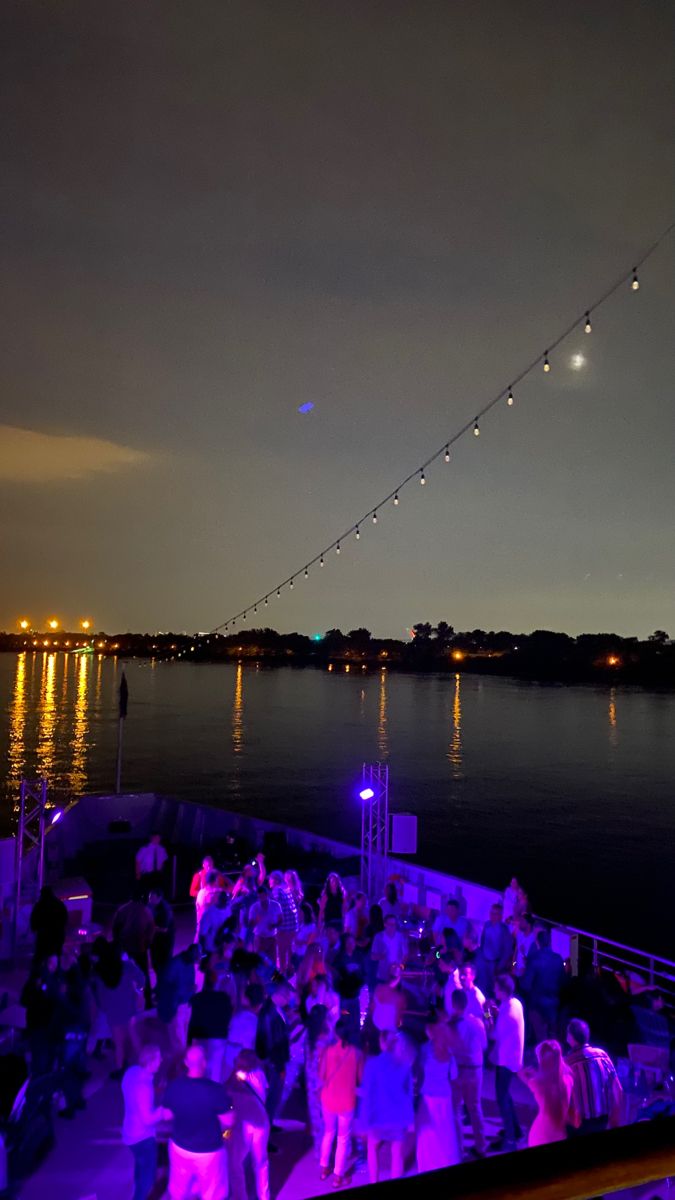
[273,886,298,932]
[566,1045,621,1121]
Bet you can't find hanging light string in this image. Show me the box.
[210,220,675,634]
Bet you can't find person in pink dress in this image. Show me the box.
[520,1039,574,1146]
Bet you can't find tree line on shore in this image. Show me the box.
[1,624,673,683]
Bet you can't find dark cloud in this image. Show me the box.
[1,0,673,634]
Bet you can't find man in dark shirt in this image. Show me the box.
[188,978,233,1083]
[30,886,68,963]
[256,982,291,1121]
[523,928,567,1041]
[164,1044,234,1200]
[148,888,175,977]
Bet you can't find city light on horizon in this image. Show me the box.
[48,618,59,630]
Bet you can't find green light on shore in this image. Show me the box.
[312,634,323,642]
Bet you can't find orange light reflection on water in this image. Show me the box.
[448,671,463,778]
[36,652,58,781]
[69,652,90,792]
[7,652,27,793]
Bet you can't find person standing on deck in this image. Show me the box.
[135,833,168,895]
[164,1044,235,1200]
[489,974,525,1152]
[565,1019,623,1136]
[122,1044,172,1200]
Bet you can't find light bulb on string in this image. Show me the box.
[289,579,294,590]
[276,588,280,597]
[473,421,480,437]
[336,541,341,554]
[355,526,360,540]
[584,313,592,333]
[543,353,551,373]
[372,511,378,524]
[253,605,257,613]
[304,567,308,578]
[507,388,514,406]
[631,268,639,291]
[444,446,450,462]
[420,470,426,485]
[394,493,399,506]
[264,597,268,606]
[320,554,324,567]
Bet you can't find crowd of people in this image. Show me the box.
[16,851,671,1200]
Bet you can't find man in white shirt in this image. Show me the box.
[514,912,539,978]
[371,915,408,983]
[458,962,487,1021]
[122,1043,172,1200]
[135,833,168,893]
[248,888,282,959]
[447,988,488,1157]
[490,974,525,1151]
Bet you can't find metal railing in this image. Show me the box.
[555,921,675,1004]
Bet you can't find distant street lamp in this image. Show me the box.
[81,619,91,632]
[48,619,59,631]
[19,619,30,631]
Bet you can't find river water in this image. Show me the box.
[1,652,673,953]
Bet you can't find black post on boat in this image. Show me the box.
[115,670,129,794]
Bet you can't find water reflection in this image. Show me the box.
[608,687,618,750]
[69,654,90,792]
[230,662,244,800]
[36,653,58,781]
[377,670,389,760]
[448,672,463,778]
[232,663,244,754]
[7,652,27,794]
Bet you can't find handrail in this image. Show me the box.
[334,1117,675,1200]
[546,920,675,971]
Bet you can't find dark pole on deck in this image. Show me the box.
[115,671,129,795]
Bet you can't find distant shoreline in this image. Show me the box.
[1,631,674,690]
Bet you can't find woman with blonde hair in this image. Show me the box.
[284,869,304,909]
[520,1039,574,1146]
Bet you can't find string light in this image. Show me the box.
[289,578,294,589]
[209,221,674,637]
[264,597,268,606]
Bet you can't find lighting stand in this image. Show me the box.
[15,779,48,946]
[360,762,389,900]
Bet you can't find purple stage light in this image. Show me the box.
[297,401,315,413]
[50,808,63,825]
[359,787,375,801]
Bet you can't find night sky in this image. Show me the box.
[2,1,674,638]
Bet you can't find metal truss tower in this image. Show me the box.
[15,779,48,945]
[360,762,389,900]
